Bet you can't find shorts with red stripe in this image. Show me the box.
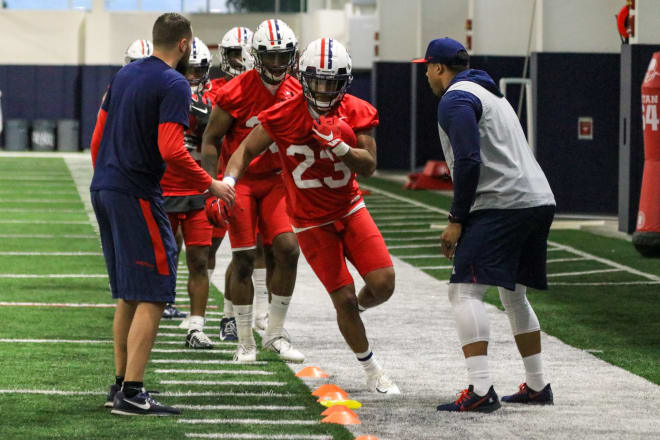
[91,190,176,303]
[227,174,292,250]
[167,209,213,247]
[295,207,393,293]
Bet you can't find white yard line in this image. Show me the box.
[0,208,83,213]
[380,229,436,233]
[0,389,103,396]
[0,234,96,239]
[151,349,234,354]
[384,236,442,241]
[0,274,107,278]
[160,380,284,386]
[360,183,451,215]
[546,268,623,278]
[185,435,331,440]
[152,359,267,365]
[0,198,82,203]
[549,281,660,286]
[0,251,102,256]
[547,257,588,263]
[417,266,453,270]
[0,302,114,308]
[0,220,88,224]
[0,339,112,344]
[154,369,273,376]
[375,221,434,227]
[396,254,444,259]
[387,244,442,250]
[163,391,294,397]
[176,404,305,411]
[178,419,318,425]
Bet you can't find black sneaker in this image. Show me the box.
[502,383,553,405]
[185,329,214,349]
[162,303,187,319]
[436,385,501,413]
[111,390,181,416]
[219,317,238,341]
[104,384,121,408]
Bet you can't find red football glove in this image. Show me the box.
[205,197,225,228]
[311,117,350,157]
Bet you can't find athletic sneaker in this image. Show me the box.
[111,389,180,416]
[436,385,501,413]
[104,384,121,408]
[185,329,214,349]
[219,317,238,341]
[254,312,269,331]
[366,370,401,394]
[262,332,305,363]
[162,303,187,319]
[501,383,553,405]
[233,344,257,362]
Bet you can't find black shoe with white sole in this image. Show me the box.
[185,329,214,349]
[111,390,181,416]
[104,384,121,408]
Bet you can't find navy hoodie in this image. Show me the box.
[437,69,503,221]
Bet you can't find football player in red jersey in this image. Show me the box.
[223,38,400,393]
[202,19,304,363]
[160,37,218,348]
[205,26,253,104]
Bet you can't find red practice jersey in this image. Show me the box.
[204,77,229,105]
[161,91,214,196]
[258,93,379,229]
[215,69,301,178]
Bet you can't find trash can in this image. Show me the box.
[31,119,56,151]
[5,119,29,151]
[57,119,79,151]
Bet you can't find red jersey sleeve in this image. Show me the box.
[339,94,379,132]
[158,122,213,192]
[213,75,245,119]
[258,95,309,143]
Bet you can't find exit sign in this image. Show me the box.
[578,117,593,140]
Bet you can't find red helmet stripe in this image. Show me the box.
[238,27,241,41]
[267,20,275,45]
[320,38,326,69]
[140,39,145,55]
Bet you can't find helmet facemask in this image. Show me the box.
[301,67,352,114]
[254,45,297,85]
[185,63,211,94]
[220,47,247,78]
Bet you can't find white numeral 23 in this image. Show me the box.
[286,144,350,189]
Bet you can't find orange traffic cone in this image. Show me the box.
[321,410,361,425]
[321,405,358,418]
[312,384,346,397]
[316,390,348,402]
[295,366,329,378]
[355,436,379,440]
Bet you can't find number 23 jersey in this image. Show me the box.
[258,93,379,229]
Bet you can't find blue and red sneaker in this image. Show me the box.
[437,385,501,413]
[501,383,553,405]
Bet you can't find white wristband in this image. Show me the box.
[332,141,350,157]
[222,176,236,188]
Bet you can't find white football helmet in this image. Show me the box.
[219,27,253,78]
[298,38,353,113]
[124,39,153,65]
[252,19,298,85]
[186,37,212,92]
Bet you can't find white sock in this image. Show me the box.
[356,348,381,375]
[187,315,205,333]
[253,268,268,317]
[207,268,214,279]
[265,294,290,337]
[224,298,234,319]
[465,355,491,396]
[233,305,255,346]
[522,353,546,391]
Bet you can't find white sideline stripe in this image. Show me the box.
[0,190,77,195]
[0,234,96,239]
[1,208,83,213]
[164,391,294,397]
[0,177,72,182]
[206,311,223,316]
[0,198,81,203]
[0,251,102,256]
[397,254,444,259]
[0,389,103,396]
[156,341,232,345]
[152,359,267,365]
[0,302,114,308]
[158,333,228,338]
[387,244,442,250]
[160,380,285,386]
[547,257,588,263]
[167,318,223,323]
[185,435,330,440]
[550,281,660,286]
[178,419,318,425]
[360,183,451,215]
[547,269,623,278]
[0,274,107,278]
[375,221,433,226]
[0,339,111,344]
[380,228,434,233]
[154,369,272,376]
[548,240,660,282]
[547,247,563,252]
[417,266,453,270]
[0,220,88,224]
[170,298,216,303]
[151,349,234,354]
[177,405,305,411]
[385,236,442,241]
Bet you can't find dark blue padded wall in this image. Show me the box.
[532,52,620,215]
[80,66,121,150]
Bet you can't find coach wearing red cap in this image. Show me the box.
[414,37,556,412]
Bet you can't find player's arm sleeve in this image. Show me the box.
[90,109,107,168]
[348,98,379,132]
[438,90,482,221]
[158,122,213,192]
[214,81,243,119]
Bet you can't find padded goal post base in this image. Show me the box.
[405,160,453,191]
